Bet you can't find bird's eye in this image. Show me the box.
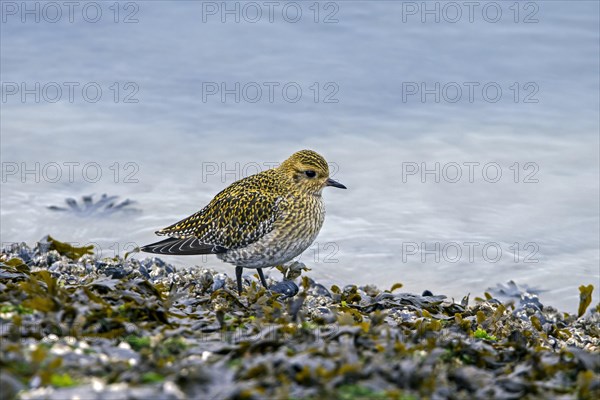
[304,170,317,178]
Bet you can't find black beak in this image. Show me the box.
[326,178,347,189]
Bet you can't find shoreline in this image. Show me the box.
[1,239,598,399]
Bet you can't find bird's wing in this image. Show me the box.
[140,236,226,255]
[153,188,288,250]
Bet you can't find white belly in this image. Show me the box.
[217,227,319,268]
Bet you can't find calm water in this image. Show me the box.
[1,1,598,312]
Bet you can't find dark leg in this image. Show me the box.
[235,266,243,295]
[256,268,269,289]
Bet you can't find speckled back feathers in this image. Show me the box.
[154,150,331,251]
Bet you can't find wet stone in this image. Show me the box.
[269,280,299,299]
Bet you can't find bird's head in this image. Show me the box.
[279,150,346,195]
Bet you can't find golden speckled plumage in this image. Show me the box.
[141,149,346,293]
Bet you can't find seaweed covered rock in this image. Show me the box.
[0,240,598,399]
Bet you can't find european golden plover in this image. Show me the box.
[141,150,346,294]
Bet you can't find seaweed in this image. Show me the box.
[0,239,598,400]
[45,236,94,259]
[578,284,594,318]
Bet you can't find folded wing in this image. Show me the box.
[140,236,226,255]
[141,181,287,255]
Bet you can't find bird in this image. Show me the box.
[140,149,346,294]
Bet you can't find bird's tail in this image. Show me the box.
[140,236,226,255]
